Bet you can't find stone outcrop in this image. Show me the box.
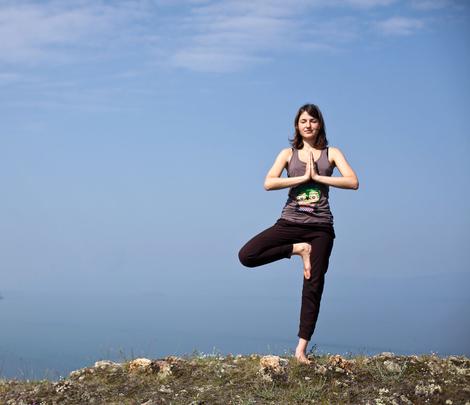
[258,355,289,382]
[1,353,469,404]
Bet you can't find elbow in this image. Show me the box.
[264,179,272,191]
[352,180,359,190]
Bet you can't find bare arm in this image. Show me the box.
[264,148,310,191]
[311,147,359,190]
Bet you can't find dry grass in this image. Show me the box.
[1,352,469,404]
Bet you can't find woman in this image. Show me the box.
[238,103,359,364]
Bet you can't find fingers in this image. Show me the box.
[310,151,316,177]
[305,153,311,171]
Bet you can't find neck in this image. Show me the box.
[302,139,318,150]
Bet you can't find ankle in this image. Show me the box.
[292,242,306,255]
[296,338,309,352]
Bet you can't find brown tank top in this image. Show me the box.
[280,147,334,225]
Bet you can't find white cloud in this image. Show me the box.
[409,0,456,10]
[164,0,370,72]
[300,16,361,44]
[342,0,397,8]
[170,48,270,73]
[0,0,446,73]
[374,16,426,35]
[164,1,304,72]
[0,1,144,64]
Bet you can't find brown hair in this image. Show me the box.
[289,103,328,149]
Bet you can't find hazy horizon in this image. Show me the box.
[1,0,469,380]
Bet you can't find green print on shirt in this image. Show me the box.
[295,185,321,206]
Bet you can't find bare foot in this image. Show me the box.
[292,242,312,279]
[294,348,311,364]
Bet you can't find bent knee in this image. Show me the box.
[238,248,257,268]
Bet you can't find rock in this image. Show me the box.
[415,382,442,396]
[315,365,327,375]
[374,352,395,360]
[383,360,402,373]
[428,360,443,375]
[258,355,288,382]
[259,355,288,374]
[94,360,119,368]
[445,356,470,376]
[125,358,174,378]
[447,355,469,367]
[154,360,172,378]
[399,395,413,405]
[453,366,469,376]
[164,355,184,364]
[328,354,354,372]
[128,358,153,373]
[54,380,73,394]
[158,385,173,394]
[69,368,87,379]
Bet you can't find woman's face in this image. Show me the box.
[297,111,321,140]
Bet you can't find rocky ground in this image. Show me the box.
[1,352,469,404]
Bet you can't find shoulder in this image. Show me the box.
[329,146,352,167]
[328,146,339,154]
[276,147,293,163]
[327,146,345,167]
[266,147,293,175]
[281,147,293,158]
[328,146,344,160]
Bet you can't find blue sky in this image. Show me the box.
[1,0,469,364]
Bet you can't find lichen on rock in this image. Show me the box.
[258,355,288,382]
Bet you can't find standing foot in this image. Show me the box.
[294,351,311,364]
[292,242,312,279]
[294,347,311,364]
[294,338,311,364]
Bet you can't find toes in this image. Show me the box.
[295,355,311,364]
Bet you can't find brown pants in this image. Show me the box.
[238,218,335,341]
